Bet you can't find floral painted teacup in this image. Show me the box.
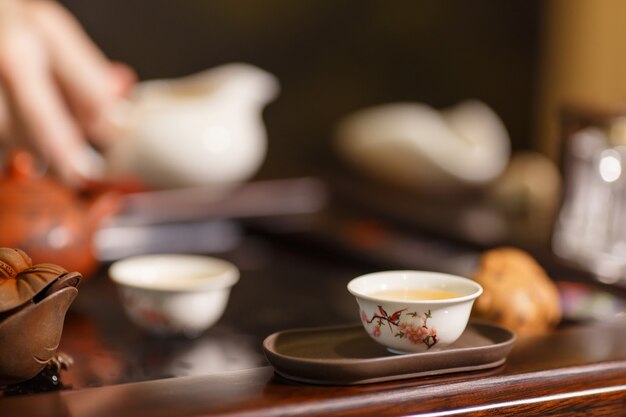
[347,271,482,353]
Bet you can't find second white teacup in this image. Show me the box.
[109,254,239,337]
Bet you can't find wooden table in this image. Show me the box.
[2,229,626,416]
[3,320,626,416]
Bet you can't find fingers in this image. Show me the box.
[90,61,137,145]
[0,80,15,144]
[27,1,135,142]
[0,0,25,144]
[0,22,104,184]
[0,0,133,185]
[110,62,137,98]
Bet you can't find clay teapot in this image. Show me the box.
[0,150,118,276]
[0,248,81,386]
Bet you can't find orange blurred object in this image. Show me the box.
[0,150,119,277]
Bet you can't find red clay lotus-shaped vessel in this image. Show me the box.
[0,248,81,386]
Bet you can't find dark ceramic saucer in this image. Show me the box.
[263,322,515,385]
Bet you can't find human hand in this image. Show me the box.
[0,0,135,186]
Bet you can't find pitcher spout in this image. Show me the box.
[181,63,280,106]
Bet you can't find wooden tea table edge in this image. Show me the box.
[3,320,626,416]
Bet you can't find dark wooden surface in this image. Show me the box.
[3,320,626,416]
[2,223,626,416]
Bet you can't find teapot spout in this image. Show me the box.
[40,271,81,300]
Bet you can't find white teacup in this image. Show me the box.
[347,271,482,353]
[109,254,239,337]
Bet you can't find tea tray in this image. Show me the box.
[263,322,515,385]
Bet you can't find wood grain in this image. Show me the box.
[3,321,626,416]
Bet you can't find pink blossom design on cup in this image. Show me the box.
[362,305,438,349]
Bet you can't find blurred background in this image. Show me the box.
[60,0,541,175]
[59,0,626,169]
[46,0,626,262]
[54,0,626,275]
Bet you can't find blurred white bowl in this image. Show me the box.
[109,254,239,337]
[335,100,510,193]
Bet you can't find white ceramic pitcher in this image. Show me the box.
[105,63,279,189]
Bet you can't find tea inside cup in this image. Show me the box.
[347,271,482,354]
